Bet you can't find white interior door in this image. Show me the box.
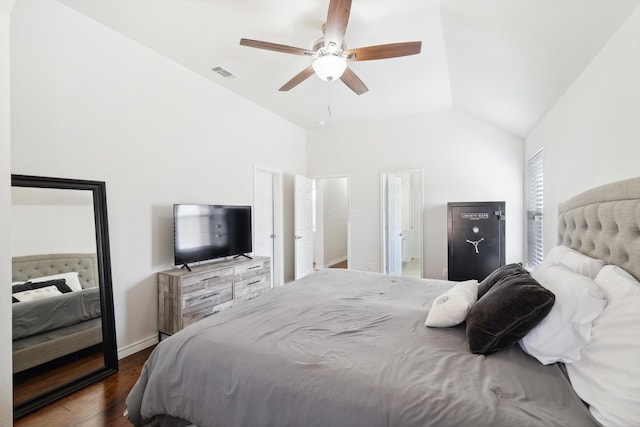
[295,174,314,280]
[254,167,284,287]
[254,169,274,286]
[387,175,403,276]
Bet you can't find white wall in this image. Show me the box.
[1,1,15,424]
[307,111,524,279]
[10,0,306,354]
[12,204,96,256]
[525,6,640,254]
[12,187,96,256]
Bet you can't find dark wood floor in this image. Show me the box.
[14,347,105,406]
[14,345,155,427]
[329,259,347,269]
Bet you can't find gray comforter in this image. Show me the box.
[126,269,598,427]
[13,287,101,340]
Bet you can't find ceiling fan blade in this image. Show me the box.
[240,38,315,56]
[324,0,352,48]
[340,67,368,95]
[279,66,316,91]
[344,41,422,61]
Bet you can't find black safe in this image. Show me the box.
[447,201,505,281]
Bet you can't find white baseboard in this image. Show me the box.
[327,255,347,267]
[118,334,158,360]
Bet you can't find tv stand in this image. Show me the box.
[180,263,192,272]
[158,256,271,336]
[233,253,253,260]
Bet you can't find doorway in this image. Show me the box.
[313,176,350,270]
[254,167,283,287]
[381,169,423,278]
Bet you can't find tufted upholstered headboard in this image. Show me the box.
[558,176,640,280]
[12,253,99,289]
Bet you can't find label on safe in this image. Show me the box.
[461,213,489,220]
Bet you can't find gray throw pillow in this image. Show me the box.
[466,273,555,354]
[477,262,528,298]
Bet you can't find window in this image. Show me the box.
[526,149,544,268]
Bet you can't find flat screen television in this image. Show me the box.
[173,204,252,268]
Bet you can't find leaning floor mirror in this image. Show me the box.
[11,175,118,419]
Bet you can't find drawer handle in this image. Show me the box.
[199,292,217,301]
[247,265,260,270]
[247,280,261,286]
[204,275,220,280]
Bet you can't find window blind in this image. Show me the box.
[526,149,544,268]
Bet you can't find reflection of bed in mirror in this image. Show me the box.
[12,253,103,374]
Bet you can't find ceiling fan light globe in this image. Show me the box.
[313,55,347,81]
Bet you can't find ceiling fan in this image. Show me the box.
[239,0,422,95]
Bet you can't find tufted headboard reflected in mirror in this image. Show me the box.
[12,253,99,289]
[558,176,640,280]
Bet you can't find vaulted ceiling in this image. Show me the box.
[59,0,640,137]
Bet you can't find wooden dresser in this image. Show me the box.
[158,256,271,336]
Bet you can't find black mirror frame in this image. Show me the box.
[11,174,118,419]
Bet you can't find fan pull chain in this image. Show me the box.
[327,84,333,119]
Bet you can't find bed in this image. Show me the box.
[12,253,103,374]
[126,177,640,427]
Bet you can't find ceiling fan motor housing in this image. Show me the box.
[312,37,347,55]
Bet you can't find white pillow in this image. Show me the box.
[425,280,478,328]
[566,265,640,427]
[545,246,605,279]
[520,262,607,364]
[21,271,83,292]
[13,285,63,302]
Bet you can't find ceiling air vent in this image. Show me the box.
[211,66,236,79]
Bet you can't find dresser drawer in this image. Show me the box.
[182,283,233,327]
[183,282,233,310]
[234,259,270,280]
[234,273,270,301]
[182,267,234,296]
[181,268,234,328]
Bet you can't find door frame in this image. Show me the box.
[312,174,352,270]
[380,168,424,277]
[253,166,283,287]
